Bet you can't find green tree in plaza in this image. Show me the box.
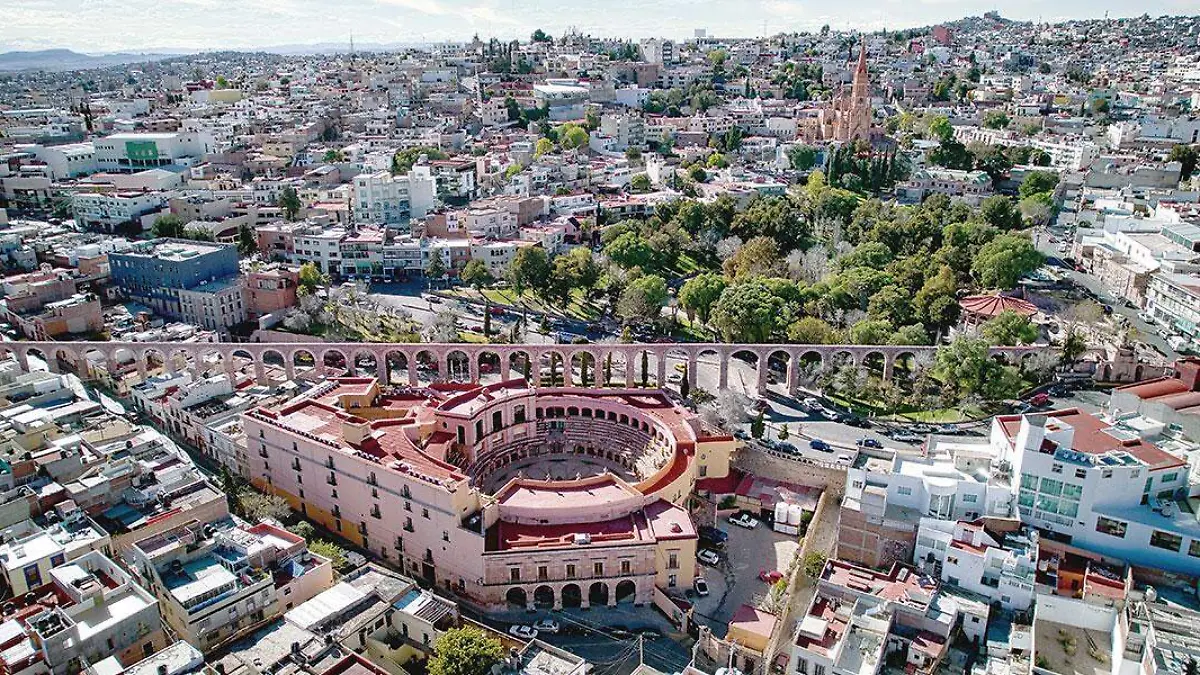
[152,214,186,238]
[506,247,552,297]
[710,280,784,343]
[616,274,668,325]
[460,259,493,290]
[630,173,652,192]
[787,317,840,344]
[678,273,727,325]
[750,410,765,440]
[641,350,650,387]
[680,365,690,400]
[982,310,1039,346]
[933,336,1022,402]
[1018,170,1059,199]
[971,234,1044,289]
[981,110,1010,129]
[277,186,302,221]
[788,144,819,171]
[425,250,447,285]
[429,627,505,675]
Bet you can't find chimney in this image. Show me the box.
[343,416,371,447]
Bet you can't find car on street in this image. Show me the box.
[857,438,882,449]
[533,619,560,634]
[1138,312,1156,325]
[694,577,710,596]
[729,512,758,529]
[426,296,442,304]
[668,373,683,384]
[820,409,840,422]
[487,306,506,316]
[810,438,831,452]
[697,549,721,566]
[1029,392,1052,407]
[844,416,871,428]
[890,432,923,443]
[733,429,749,441]
[508,625,538,640]
[837,453,854,464]
[801,397,821,410]
[759,569,783,584]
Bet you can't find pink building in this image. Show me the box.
[245,264,300,319]
[240,378,738,609]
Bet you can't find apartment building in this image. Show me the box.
[913,518,1037,610]
[177,276,247,332]
[131,519,333,651]
[353,169,437,226]
[0,503,111,596]
[0,551,166,675]
[93,131,215,172]
[109,239,240,319]
[72,191,168,232]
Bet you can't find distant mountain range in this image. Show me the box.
[0,49,177,72]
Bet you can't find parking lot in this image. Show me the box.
[692,514,801,637]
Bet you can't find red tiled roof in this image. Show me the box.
[1115,377,1189,400]
[1042,408,1186,470]
[959,294,1038,318]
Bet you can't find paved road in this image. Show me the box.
[1034,224,1181,362]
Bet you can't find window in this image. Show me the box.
[621,560,632,575]
[813,665,825,675]
[594,562,604,577]
[1190,540,1200,558]
[1051,463,1063,474]
[510,568,521,582]
[566,564,576,579]
[423,507,430,519]
[1150,530,1183,552]
[1162,472,1180,483]
[1075,469,1087,479]
[795,658,808,675]
[1040,478,1063,496]
[668,574,677,588]
[962,494,978,503]
[668,553,678,570]
[538,566,548,581]
[897,487,912,496]
[442,531,449,542]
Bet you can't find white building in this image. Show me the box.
[0,504,111,596]
[72,191,168,232]
[27,142,97,179]
[93,131,215,172]
[353,168,437,226]
[177,277,247,333]
[913,519,1037,611]
[0,551,167,675]
[639,38,677,65]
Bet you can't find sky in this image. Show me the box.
[3,0,1195,54]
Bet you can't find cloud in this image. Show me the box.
[375,0,449,15]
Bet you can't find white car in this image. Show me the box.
[694,576,710,596]
[508,625,539,640]
[533,619,560,634]
[821,409,841,422]
[1138,312,1157,325]
[697,549,721,566]
[728,512,758,529]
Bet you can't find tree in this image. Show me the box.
[723,236,784,279]
[678,273,727,324]
[1019,192,1054,226]
[778,424,789,441]
[625,147,642,161]
[215,75,229,89]
[787,317,839,344]
[604,231,659,272]
[426,309,461,342]
[849,319,895,345]
[788,145,819,171]
[802,551,827,580]
[933,336,1021,401]
[680,366,690,400]
[1018,170,1059,199]
[392,146,448,175]
[559,123,590,150]
[426,250,447,283]
[151,214,186,238]
[530,29,552,43]
[981,110,1010,129]
[1168,144,1198,181]
[750,410,765,439]
[981,310,1039,345]
[237,223,257,257]
[534,137,555,157]
[977,195,1022,230]
[298,262,328,293]
[430,627,505,675]
[972,234,1044,289]
[630,173,652,193]
[553,247,600,298]
[927,115,953,143]
[1061,329,1087,366]
[240,492,291,523]
[287,521,316,541]
[689,165,708,183]
[507,247,551,297]
[711,280,783,343]
[308,540,348,571]
[277,186,301,221]
[460,259,493,290]
[616,274,668,324]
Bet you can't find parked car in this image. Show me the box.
[699,526,728,546]
[837,453,854,464]
[857,438,882,449]
[1029,392,1052,407]
[801,397,821,410]
[729,512,758,529]
[891,432,923,444]
[488,306,506,316]
[1138,312,1157,325]
[697,549,721,566]
[533,619,560,634]
[694,576,710,597]
[508,625,538,640]
[759,569,784,584]
[820,409,840,422]
[810,439,831,452]
[426,296,442,304]
[668,372,683,384]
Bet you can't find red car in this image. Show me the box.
[488,306,506,316]
[759,569,783,584]
[1029,392,1052,407]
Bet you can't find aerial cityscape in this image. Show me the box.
[1,7,1200,675]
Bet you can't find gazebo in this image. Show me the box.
[959,293,1038,326]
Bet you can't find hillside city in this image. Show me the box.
[1,11,1200,675]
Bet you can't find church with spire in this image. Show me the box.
[813,40,874,143]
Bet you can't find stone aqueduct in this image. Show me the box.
[10,340,1051,395]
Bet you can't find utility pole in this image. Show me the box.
[638,634,645,666]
